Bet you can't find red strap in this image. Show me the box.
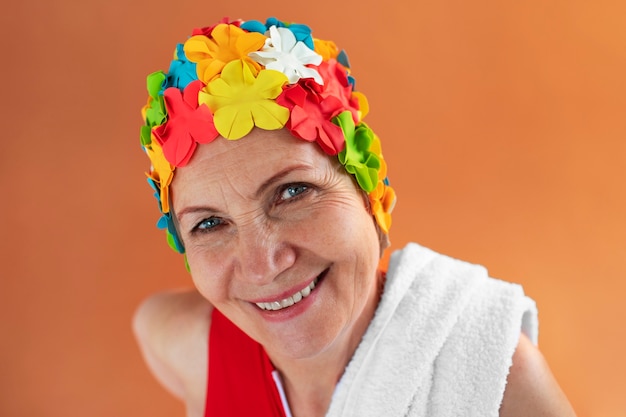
[205,308,287,417]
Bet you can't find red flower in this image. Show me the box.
[276,60,362,155]
[191,17,242,37]
[317,59,360,122]
[277,81,346,155]
[153,80,219,167]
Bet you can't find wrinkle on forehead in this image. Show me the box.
[170,129,338,212]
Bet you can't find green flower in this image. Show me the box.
[140,71,167,146]
[334,111,381,193]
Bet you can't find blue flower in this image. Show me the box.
[241,17,314,50]
[148,178,185,253]
[239,19,267,34]
[337,50,356,88]
[155,212,185,253]
[163,44,198,91]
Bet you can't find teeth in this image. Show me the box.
[256,278,318,311]
[280,297,294,308]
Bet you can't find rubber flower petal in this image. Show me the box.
[334,111,381,193]
[317,60,361,122]
[313,38,339,61]
[280,22,315,50]
[153,81,219,167]
[191,17,242,37]
[147,178,185,253]
[166,228,185,253]
[140,71,166,146]
[163,44,198,91]
[276,62,364,155]
[337,50,351,69]
[369,133,387,180]
[157,211,185,253]
[157,212,185,253]
[242,18,315,49]
[352,91,369,121]
[369,182,396,234]
[184,24,266,83]
[249,26,323,85]
[335,50,356,88]
[239,19,267,34]
[199,60,290,139]
[366,131,395,232]
[277,80,346,155]
[145,140,174,214]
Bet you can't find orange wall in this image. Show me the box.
[1,1,624,416]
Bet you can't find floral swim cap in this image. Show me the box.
[141,17,397,254]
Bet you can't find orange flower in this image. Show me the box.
[313,38,339,61]
[145,140,174,213]
[183,24,266,83]
[369,182,396,234]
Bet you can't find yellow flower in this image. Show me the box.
[145,140,174,213]
[199,60,290,139]
[184,24,266,83]
[369,133,386,179]
[366,132,395,233]
[352,91,369,121]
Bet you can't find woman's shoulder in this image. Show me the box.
[133,288,212,416]
[500,333,577,417]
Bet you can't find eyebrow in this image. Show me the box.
[175,205,217,221]
[176,164,312,220]
[254,164,311,199]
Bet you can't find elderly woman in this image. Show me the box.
[134,17,576,417]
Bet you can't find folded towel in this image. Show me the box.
[326,243,538,417]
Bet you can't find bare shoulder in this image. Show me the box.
[500,333,577,417]
[133,288,212,417]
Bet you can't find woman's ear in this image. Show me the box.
[376,223,390,257]
[360,189,390,257]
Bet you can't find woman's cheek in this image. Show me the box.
[188,250,229,298]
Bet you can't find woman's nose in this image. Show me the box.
[234,221,296,284]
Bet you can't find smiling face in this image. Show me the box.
[171,128,382,361]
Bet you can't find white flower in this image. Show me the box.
[249,26,324,85]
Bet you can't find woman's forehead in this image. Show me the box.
[172,129,331,193]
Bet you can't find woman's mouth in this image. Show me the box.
[255,271,325,311]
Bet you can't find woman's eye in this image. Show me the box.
[195,217,223,232]
[280,184,309,201]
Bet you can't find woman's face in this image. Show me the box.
[171,128,382,360]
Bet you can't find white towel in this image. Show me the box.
[326,243,538,417]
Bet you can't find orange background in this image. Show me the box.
[1,0,624,416]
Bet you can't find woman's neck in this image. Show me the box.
[266,270,386,417]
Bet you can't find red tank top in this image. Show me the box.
[205,308,287,417]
